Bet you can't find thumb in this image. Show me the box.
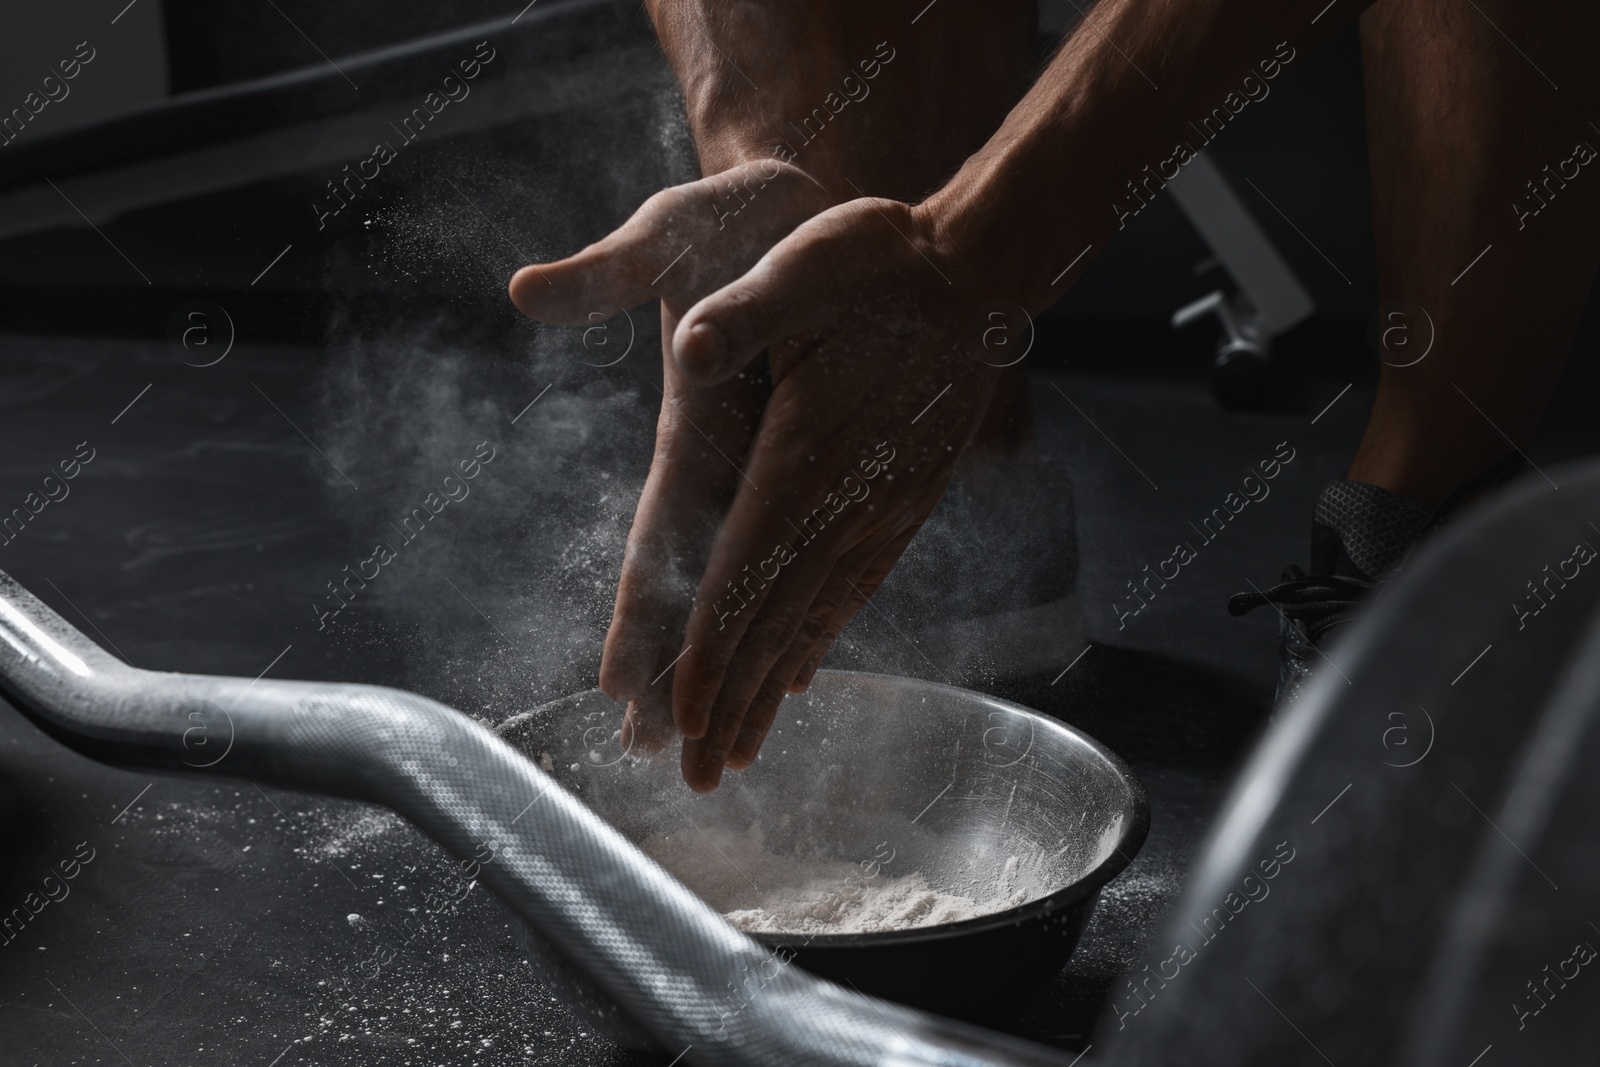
[508,187,702,326]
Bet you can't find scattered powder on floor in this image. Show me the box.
[639,824,1029,936]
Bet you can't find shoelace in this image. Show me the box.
[1228,454,1525,647]
[1227,565,1373,643]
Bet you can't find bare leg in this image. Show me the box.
[1349,0,1600,503]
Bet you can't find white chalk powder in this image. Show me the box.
[639,824,1029,935]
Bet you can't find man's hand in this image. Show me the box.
[510,160,839,756]
[656,196,1000,790]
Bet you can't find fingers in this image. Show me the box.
[673,533,839,742]
[677,550,859,791]
[683,659,791,787]
[681,521,914,787]
[599,538,687,703]
[672,198,912,386]
[721,638,809,773]
[600,305,763,702]
[617,646,678,756]
[783,590,864,697]
[788,526,916,693]
[672,465,905,790]
[724,547,882,770]
[792,637,833,694]
[509,186,697,325]
[722,676,789,771]
[668,354,931,741]
[673,418,948,791]
[511,161,840,329]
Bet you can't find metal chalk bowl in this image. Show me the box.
[500,670,1148,1024]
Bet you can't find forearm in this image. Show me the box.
[643,1,1035,198]
[644,2,851,173]
[924,0,1365,311]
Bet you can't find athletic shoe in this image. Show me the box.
[1230,455,1522,706]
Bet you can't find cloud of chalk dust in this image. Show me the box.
[308,63,700,723]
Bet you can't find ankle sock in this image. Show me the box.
[1311,456,1526,584]
[1311,480,1433,583]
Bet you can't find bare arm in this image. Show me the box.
[922,0,1361,310]
[643,0,1035,193]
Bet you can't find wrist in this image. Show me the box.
[917,109,1130,314]
[914,172,1053,311]
[688,117,849,189]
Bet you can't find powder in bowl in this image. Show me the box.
[639,823,1029,936]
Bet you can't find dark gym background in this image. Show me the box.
[1,2,1595,1065]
